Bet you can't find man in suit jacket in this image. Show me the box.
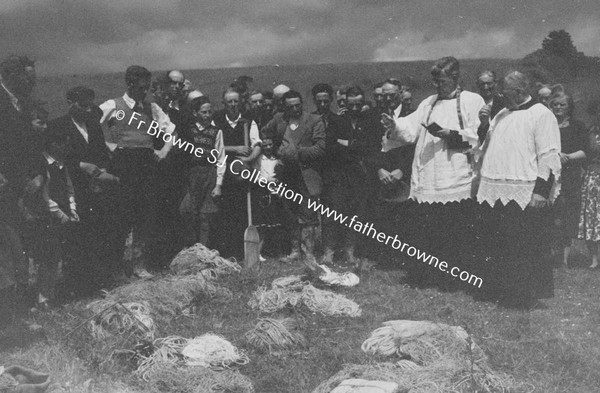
[261,90,325,265]
[46,86,121,288]
[476,70,507,142]
[49,87,115,213]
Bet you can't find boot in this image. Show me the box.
[281,233,302,263]
[301,225,322,273]
[342,243,357,267]
[321,247,335,265]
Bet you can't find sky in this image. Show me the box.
[1,0,599,76]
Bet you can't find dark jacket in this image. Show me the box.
[47,109,111,213]
[262,111,326,197]
[477,94,507,142]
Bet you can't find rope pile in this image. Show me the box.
[136,336,188,381]
[313,320,533,393]
[317,264,360,287]
[0,367,18,391]
[86,273,223,339]
[301,285,361,317]
[144,362,254,393]
[170,242,241,277]
[248,276,362,317]
[245,318,307,351]
[136,334,249,382]
[181,334,250,369]
[87,301,156,340]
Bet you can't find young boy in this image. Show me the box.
[20,126,79,307]
[178,96,225,247]
[254,134,288,259]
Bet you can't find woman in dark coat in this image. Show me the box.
[549,91,587,267]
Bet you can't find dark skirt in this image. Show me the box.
[400,198,479,292]
[475,200,554,307]
[554,167,583,245]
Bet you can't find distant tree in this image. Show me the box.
[521,29,599,79]
[542,30,579,62]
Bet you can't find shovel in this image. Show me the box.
[243,121,260,270]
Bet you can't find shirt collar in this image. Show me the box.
[393,104,403,118]
[123,92,136,109]
[437,87,460,101]
[71,117,89,141]
[195,120,216,130]
[1,81,20,111]
[226,113,241,124]
[43,151,64,169]
[510,96,536,112]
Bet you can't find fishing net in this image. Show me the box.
[136,336,189,381]
[170,243,241,277]
[245,318,307,351]
[313,320,533,393]
[144,362,254,393]
[87,301,156,340]
[85,272,232,340]
[181,334,249,369]
[301,285,361,317]
[248,276,361,317]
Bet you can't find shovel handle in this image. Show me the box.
[244,122,253,226]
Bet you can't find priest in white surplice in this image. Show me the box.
[381,56,485,290]
[475,71,561,308]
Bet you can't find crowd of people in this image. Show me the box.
[1,53,599,315]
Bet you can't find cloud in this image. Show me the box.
[373,28,527,62]
[0,0,598,75]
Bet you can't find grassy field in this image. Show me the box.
[2,251,600,393]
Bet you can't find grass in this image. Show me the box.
[2,248,600,393]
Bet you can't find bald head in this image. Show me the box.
[167,70,185,99]
[186,89,204,103]
[273,84,290,98]
[502,71,531,109]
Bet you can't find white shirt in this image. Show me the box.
[42,151,77,217]
[72,118,88,143]
[381,104,405,152]
[477,101,562,209]
[259,155,279,184]
[99,92,175,148]
[392,104,403,119]
[1,82,20,111]
[390,90,485,203]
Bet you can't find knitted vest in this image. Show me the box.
[189,123,219,165]
[214,112,245,146]
[108,97,154,148]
